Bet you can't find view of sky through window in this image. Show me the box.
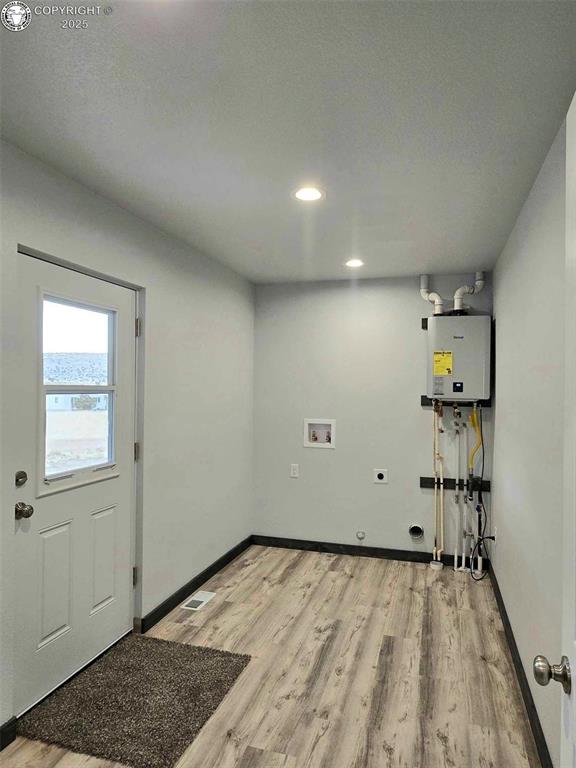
[43,299,111,386]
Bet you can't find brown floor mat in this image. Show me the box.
[18,634,251,768]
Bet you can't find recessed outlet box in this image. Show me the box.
[373,469,388,484]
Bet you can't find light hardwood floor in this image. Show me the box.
[3,545,540,768]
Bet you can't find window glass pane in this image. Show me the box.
[45,393,112,477]
[43,299,111,385]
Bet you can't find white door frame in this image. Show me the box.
[561,97,576,767]
[15,242,146,626]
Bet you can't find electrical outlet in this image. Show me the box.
[290,463,299,479]
[373,469,388,484]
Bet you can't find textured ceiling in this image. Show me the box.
[2,1,576,282]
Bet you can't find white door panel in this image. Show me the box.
[13,256,136,714]
[38,520,72,647]
[90,505,116,614]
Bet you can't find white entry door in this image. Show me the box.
[13,256,136,715]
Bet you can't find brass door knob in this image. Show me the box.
[533,655,571,694]
[15,502,34,520]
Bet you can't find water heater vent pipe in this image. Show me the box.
[454,271,485,311]
[420,275,444,315]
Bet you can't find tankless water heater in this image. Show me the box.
[426,315,491,401]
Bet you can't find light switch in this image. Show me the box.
[290,464,299,478]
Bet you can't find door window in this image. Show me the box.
[43,298,116,480]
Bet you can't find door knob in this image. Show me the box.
[15,502,34,520]
[533,654,571,694]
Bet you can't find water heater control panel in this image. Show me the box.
[426,315,491,401]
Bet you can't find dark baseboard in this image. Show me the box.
[252,534,489,571]
[252,534,433,563]
[139,536,253,633]
[490,566,552,768]
[0,717,17,751]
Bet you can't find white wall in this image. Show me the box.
[254,275,492,553]
[492,125,566,766]
[0,142,254,724]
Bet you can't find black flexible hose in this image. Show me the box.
[471,405,489,582]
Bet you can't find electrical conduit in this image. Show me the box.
[431,401,445,568]
[468,405,483,572]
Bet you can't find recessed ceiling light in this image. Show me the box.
[345,258,364,268]
[293,186,324,202]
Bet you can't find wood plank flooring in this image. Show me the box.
[2,546,541,768]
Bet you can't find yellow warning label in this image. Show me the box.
[433,351,453,376]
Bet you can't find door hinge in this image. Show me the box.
[132,566,138,587]
[135,317,142,337]
[134,442,140,462]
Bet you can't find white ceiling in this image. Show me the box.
[2,1,576,283]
